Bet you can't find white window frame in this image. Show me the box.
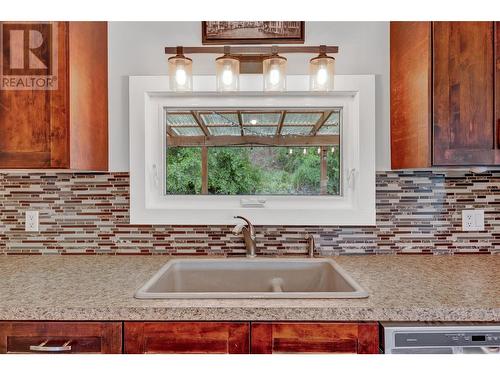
[129,75,375,225]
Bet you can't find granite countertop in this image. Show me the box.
[0,255,498,321]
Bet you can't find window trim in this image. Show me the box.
[129,75,375,225]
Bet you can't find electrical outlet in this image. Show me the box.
[25,211,39,232]
[462,209,484,231]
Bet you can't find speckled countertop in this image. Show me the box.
[0,255,498,321]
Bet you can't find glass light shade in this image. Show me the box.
[309,56,335,91]
[168,56,193,91]
[263,56,287,91]
[216,56,240,91]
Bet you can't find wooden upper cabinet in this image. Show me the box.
[0,21,108,170]
[391,21,500,168]
[433,22,498,165]
[251,322,379,354]
[124,322,250,354]
[390,22,432,169]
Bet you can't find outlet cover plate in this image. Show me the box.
[25,211,39,232]
[462,209,484,231]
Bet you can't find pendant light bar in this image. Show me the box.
[165,45,338,55]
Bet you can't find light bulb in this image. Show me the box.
[175,67,187,86]
[269,66,281,86]
[331,147,335,153]
[221,66,233,86]
[250,119,257,125]
[289,149,293,154]
[316,66,328,85]
[303,148,307,155]
[317,147,321,154]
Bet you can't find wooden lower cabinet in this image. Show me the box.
[251,322,379,354]
[124,322,250,354]
[0,322,122,354]
[0,321,379,354]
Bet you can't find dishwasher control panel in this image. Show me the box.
[395,331,500,347]
[381,323,500,354]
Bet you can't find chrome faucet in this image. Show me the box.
[233,216,257,258]
[305,233,316,258]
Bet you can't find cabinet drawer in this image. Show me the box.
[251,322,378,354]
[0,322,122,354]
[124,322,250,354]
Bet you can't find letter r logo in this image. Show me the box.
[1,22,53,76]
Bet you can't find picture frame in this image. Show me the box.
[202,21,305,45]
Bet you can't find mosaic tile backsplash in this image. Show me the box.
[0,171,499,255]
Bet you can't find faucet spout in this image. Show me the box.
[233,216,257,258]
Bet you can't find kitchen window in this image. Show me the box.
[129,75,375,225]
[165,108,341,196]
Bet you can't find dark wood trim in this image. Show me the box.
[201,22,305,45]
[167,45,339,56]
[167,135,339,147]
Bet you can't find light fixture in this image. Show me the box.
[303,148,307,155]
[168,47,193,92]
[263,47,287,92]
[317,147,321,154]
[216,47,240,92]
[165,45,338,92]
[289,148,293,155]
[309,45,335,91]
[250,119,257,125]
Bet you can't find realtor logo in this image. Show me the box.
[0,22,58,90]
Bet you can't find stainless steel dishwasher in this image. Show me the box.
[381,323,500,354]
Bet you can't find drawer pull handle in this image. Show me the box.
[29,339,72,352]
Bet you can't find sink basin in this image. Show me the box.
[135,258,368,299]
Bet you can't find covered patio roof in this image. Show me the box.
[166,109,341,147]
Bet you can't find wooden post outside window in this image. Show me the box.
[201,146,208,194]
[320,146,328,195]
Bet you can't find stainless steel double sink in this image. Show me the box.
[135,258,368,299]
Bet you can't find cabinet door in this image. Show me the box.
[251,322,378,354]
[0,322,122,354]
[496,22,500,154]
[390,22,432,169]
[0,22,69,168]
[433,21,500,165]
[124,322,250,354]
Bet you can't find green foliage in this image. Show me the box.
[166,147,202,194]
[207,147,262,194]
[166,145,340,195]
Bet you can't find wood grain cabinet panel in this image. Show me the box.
[433,21,498,165]
[124,322,250,354]
[390,21,500,167]
[0,322,122,354]
[0,21,108,170]
[250,322,379,354]
[390,21,432,169]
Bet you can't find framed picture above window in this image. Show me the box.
[202,21,305,45]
